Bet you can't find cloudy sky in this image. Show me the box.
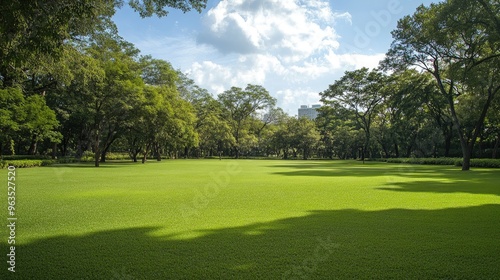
[113,0,436,115]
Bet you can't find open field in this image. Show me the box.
[1,160,499,279]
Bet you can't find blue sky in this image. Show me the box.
[113,0,437,115]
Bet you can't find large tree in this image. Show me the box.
[320,68,386,162]
[0,0,207,87]
[383,0,500,170]
[218,84,276,158]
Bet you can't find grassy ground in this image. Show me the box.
[1,160,499,279]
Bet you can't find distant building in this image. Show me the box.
[298,104,321,120]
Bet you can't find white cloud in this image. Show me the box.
[187,54,285,94]
[197,0,343,60]
[325,50,386,71]
[134,36,218,70]
[136,0,387,113]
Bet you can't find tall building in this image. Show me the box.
[298,104,321,120]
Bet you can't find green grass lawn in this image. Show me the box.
[1,160,499,279]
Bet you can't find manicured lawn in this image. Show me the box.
[1,160,499,279]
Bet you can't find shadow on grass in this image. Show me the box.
[269,162,454,178]
[270,162,500,196]
[3,205,499,279]
[378,179,500,196]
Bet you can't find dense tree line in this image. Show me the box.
[317,0,500,170]
[1,0,499,170]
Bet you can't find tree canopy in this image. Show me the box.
[1,0,499,169]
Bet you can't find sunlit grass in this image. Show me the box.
[1,160,499,279]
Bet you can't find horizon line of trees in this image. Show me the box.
[1,0,499,170]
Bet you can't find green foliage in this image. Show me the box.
[218,84,276,158]
[383,157,500,168]
[386,158,460,166]
[128,0,207,17]
[0,159,54,168]
[0,87,61,156]
[0,87,24,143]
[456,158,500,168]
[320,68,386,160]
[383,0,500,170]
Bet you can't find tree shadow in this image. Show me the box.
[377,176,500,196]
[269,162,500,196]
[269,162,456,178]
[3,205,499,279]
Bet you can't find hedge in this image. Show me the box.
[382,158,500,168]
[455,159,500,168]
[0,159,55,169]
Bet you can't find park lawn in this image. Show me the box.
[1,160,499,279]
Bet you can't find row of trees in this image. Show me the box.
[318,0,500,170]
[0,0,325,165]
[0,35,324,164]
[0,0,325,166]
[317,68,500,163]
[1,0,499,171]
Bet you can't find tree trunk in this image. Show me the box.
[100,131,118,163]
[382,145,389,159]
[52,142,57,159]
[461,143,473,171]
[100,149,107,163]
[94,128,100,167]
[142,143,151,164]
[492,135,499,159]
[28,135,37,155]
[156,145,162,161]
[94,151,100,167]
[394,142,399,158]
[235,146,240,159]
[76,138,83,160]
[444,131,452,157]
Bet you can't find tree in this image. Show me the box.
[486,96,500,158]
[0,87,61,156]
[175,71,234,157]
[123,58,199,163]
[376,70,446,158]
[0,88,24,156]
[218,84,276,158]
[54,35,144,166]
[316,104,364,159]
[293,117,321,160]
[20,95,61,155]
[383,0,500,170]
[320,68,386,162]
[128,0,207,17]
[193,95,234,157]
[0,0,207,87]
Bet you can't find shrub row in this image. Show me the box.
[380,157,500,168]
[455,159,500,168]
[0,159,55,169]
[386,158,460,166]
[80,151,130,162]
[1,155,51,160]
